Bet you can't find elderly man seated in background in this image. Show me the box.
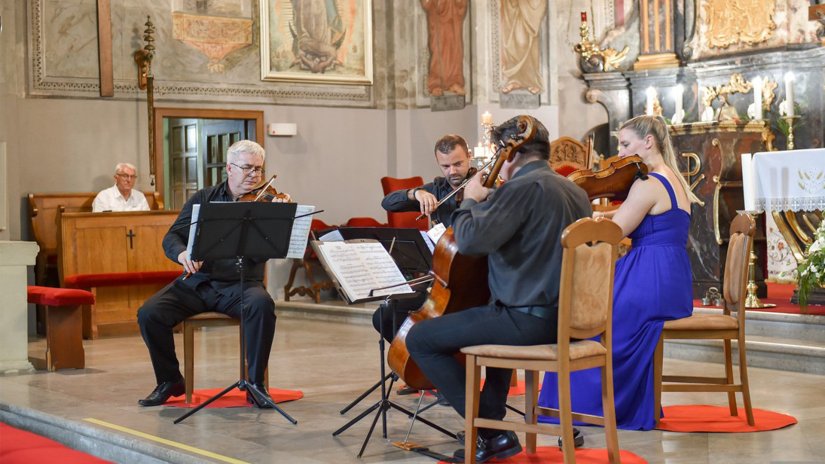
[92,163,150,212]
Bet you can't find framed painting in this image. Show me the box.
[259,0,373,85]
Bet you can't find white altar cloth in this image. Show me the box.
[753,148,825,212]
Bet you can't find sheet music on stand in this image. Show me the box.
[311,239,415,304]
[184,203,315,260]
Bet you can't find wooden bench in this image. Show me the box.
[27,286,95,371]
[28,191,163,287]
[63,270,180,339]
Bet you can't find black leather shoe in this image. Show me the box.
[558,427,585,449]
[453,431,522,463]
[138,379,185,407]
[246,383,275,409]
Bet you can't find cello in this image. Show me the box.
[387,116,537,390]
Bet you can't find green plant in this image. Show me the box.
[797,220,825,309]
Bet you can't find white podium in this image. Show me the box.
[0,241,39,374]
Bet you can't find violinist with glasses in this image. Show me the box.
[136,140,291,408]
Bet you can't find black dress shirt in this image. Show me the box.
[451,160,592,309]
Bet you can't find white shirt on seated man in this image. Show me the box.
[92,162,151,212]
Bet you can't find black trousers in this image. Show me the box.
[406,303,556,436]
[137,278,276,385]
[371,291,429,342]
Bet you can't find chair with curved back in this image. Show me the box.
[550,136,591,177]
[380,176,429,230]
[461,217,623,463]
[653,213,756,426]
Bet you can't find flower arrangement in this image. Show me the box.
[797,220,825,309]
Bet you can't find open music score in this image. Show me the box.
[311,240,415,304]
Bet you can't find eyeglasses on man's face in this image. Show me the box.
[230,162,264,176]
[116,173,138,180]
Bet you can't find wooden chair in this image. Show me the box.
[461,217,623,464]
[549,136,591,177]
[653,213,756,426]
[380,176,429,230]
[182,312,269,404]
[284,219,336,303]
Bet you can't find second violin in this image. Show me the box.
[239,175,291,202]
[568,154,649,201]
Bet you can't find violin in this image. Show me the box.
[567,154,649,201]
[388,115,537,390]
[239,175,290,202]
[415,166,479,221]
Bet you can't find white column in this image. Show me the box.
[0,241,39,374]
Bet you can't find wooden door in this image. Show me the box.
[168,118,199,210]
[201,119,246,188]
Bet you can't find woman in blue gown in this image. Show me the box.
[538,115,700,432]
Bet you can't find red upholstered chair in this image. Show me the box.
[284,219,337,303]
[380,176,429,230]
[27,286,94,371]
[550,136,591,177]
[343,217,387,228]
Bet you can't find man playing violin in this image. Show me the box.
[381,133,474,227]
[372,134,475,348]
[137,140,291,408]
[404,116,592,462]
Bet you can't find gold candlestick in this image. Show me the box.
[781,115,800,150]
[744,212,776,309]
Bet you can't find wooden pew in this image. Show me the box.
[28,191,163,287]
[58,210,179,338]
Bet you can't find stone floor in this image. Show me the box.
[1,309,824,464]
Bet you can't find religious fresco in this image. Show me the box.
[420,0,468,97]
[260,0,373,84]
[171,0,253,73]
[28,0,374,105]
[499,0,547,95]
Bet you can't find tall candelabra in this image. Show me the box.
[743,211,776,309]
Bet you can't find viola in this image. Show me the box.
[567,154,649,201]
[388,116,537,390]
[239,175,290,202]
[415,166,479,221]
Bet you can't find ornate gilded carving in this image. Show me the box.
[681,152,706,207]
[704,0,776,49]
[574,16,628,73]
[700,73,777,123]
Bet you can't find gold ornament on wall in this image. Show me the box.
[573,11,628,73]
[703,0,776,49]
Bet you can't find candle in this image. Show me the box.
[752,76,763,120]
[741,153,756,211]
[784,72,794,117]
[645,87,656,116]
[481,111,493,125]
[673,85,684,115]
[581,11,587,22]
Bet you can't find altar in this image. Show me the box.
[751,148,825,281]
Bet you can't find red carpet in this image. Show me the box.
[693,282,825,316]
[656,405,797,433]
[438,446,646,463]
[0,422,111,463]
[164,387,303,408]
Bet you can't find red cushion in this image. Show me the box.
[0,423,111,463]
[27,286,95,306]
[63,271,180,288]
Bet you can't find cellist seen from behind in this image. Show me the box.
[405,115,592,463]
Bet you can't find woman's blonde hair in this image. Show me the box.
[620,115,700,203]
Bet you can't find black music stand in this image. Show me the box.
[174,201,299,425]
[327,228,455,457]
